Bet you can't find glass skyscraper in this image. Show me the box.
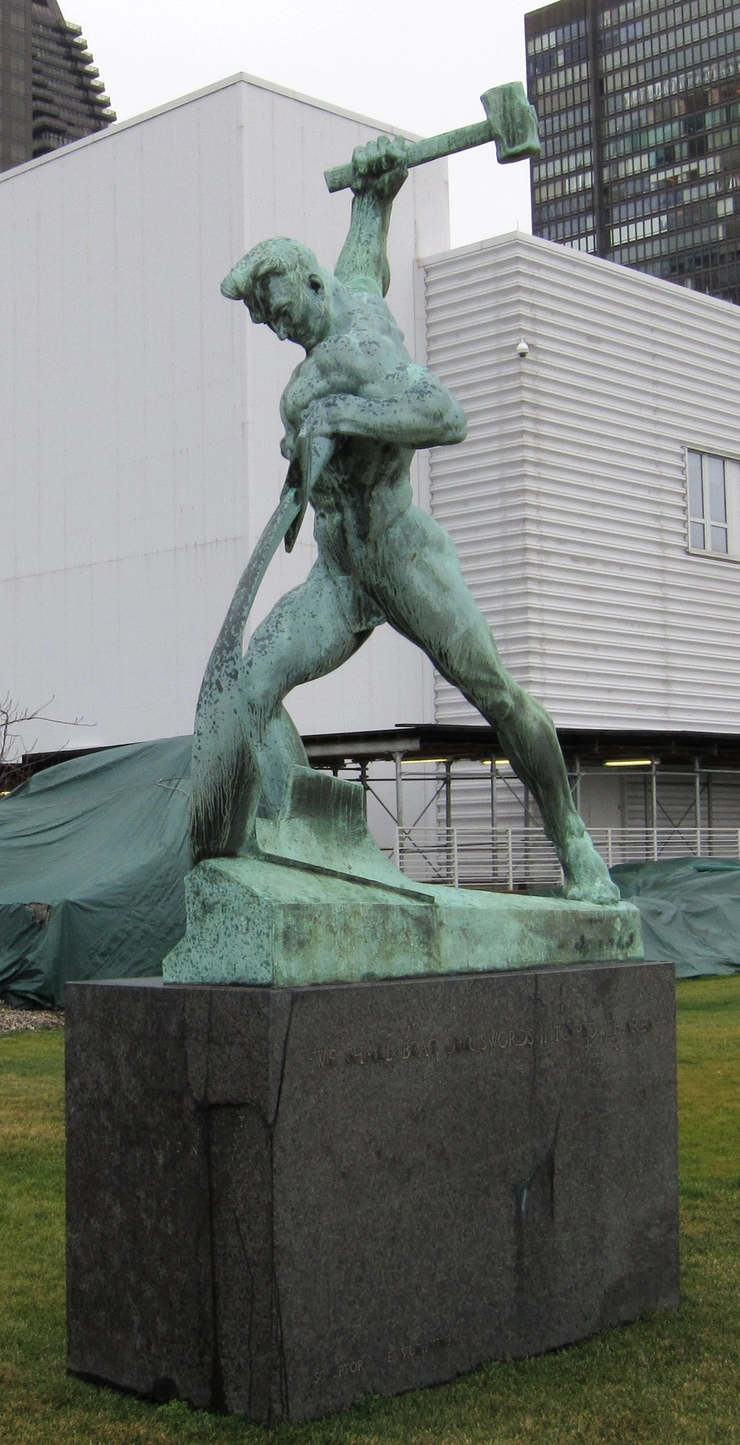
[526,0,740,303]
[0,0,114,175]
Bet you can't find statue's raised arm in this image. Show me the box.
[333,136,410,297]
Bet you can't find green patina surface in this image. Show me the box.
[163,771,642,987]
[168,87,644,987]
[323,81,540,192]
[162,860,642,988]
[186,94,622,921]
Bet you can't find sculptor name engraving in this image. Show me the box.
[316,1017,653,1069]
[313,1357,364,1384]
[386,1333,453,1364]
[313,1335,454,1385]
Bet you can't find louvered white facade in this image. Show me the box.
[420,231,740,839]
[422,231,740,734]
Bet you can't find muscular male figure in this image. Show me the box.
[219,137,618,905]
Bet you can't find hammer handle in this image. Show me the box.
[325,118,493,194]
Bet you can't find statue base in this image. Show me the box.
[66,963,679,1422]
[163,853,642,985]
[163,768,642,986]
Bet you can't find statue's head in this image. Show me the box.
[221,238,331,349]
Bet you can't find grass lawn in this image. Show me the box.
[1,976,738,1445]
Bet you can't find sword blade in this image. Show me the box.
[188,481,302,862]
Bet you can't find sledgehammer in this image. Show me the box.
[324,81,540,193]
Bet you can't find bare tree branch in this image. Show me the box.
[0,694,94,763]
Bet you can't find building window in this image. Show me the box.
[686,448,740,556]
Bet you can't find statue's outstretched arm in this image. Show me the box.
[334,136,409,297]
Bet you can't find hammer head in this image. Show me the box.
[481,82,541,164]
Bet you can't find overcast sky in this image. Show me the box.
[68,0,553,248]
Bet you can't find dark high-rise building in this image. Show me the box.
[525,0,740,303]
[0,0,115,174]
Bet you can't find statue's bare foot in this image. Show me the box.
[562,829,620,905]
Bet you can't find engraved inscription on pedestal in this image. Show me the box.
[66,963,679,1423]
[318,1010,655,1070]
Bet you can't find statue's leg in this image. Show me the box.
[240,559,370,818]
[373,509,618,903]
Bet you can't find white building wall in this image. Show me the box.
[0,74,447,755]
[423,231,740,735]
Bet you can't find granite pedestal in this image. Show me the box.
[66,962,679,1422]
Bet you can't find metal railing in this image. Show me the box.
[395,825,740,889]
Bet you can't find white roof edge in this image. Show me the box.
[419,228,530,265]
[0,71,421,186]
[419,228,740,316]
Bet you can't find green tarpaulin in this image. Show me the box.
[0,737,190,1007]
[612,857,740,978]
[2,735,739,1005]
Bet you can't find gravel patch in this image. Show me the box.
[0,1004,65,1033]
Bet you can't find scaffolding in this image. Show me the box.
[304,724,740,889]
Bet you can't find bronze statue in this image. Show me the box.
[190,94,618,906]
